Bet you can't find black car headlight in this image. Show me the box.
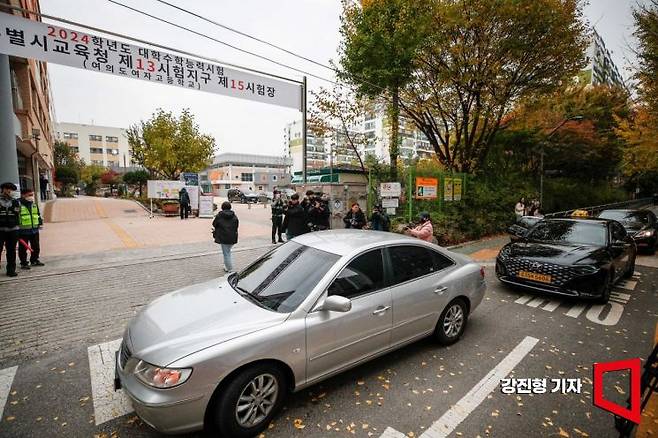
[571,265,599,275]
[498,246,511,259]
[635,230,655,238]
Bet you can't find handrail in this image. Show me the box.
[544,197,655,218]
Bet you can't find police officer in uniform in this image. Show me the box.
[18,188,44,269]
[0,182,21,277]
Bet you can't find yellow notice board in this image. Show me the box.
[415,177,438,199]
[453,178,462,201]
[444,177,453,201]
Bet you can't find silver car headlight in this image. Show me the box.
[134,360,192,389]
[636,230,654,238]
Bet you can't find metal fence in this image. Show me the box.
[544,197,655,218]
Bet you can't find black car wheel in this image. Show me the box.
[623,255,636,279]
[434,298,468,345]
[213,363,287,438]
[596,270,613,304]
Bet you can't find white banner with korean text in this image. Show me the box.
[0,13,302,110]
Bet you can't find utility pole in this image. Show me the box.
[301,76,307,185]
[0,54,19,190]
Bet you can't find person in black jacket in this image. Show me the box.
[0,182,20,277]
[179,188,191,220]
[308,196,330,231]
[282,193,308,239]
[271,191,286,244]
[344,203,366,229]
[370,205,390,231]
[212,201,239,272]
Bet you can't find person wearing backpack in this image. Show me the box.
[212,201,239,273]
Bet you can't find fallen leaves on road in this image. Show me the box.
[293,418,305,430]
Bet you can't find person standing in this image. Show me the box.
[343,203,366,229]
[514,197,526,220]
[212,201,239,273]
[282,193,309,239]
[0,182,20,277]
[408,212,434,242]
[179,188,191,220]
[370,205,390,231]
[271,191,285,244]
[39,174,48,201]
[18,189,44,269]
[308,196,330,231]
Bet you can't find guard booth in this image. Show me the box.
[291,166,368,230]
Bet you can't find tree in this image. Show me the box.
[615,106,658,179]
[633,0,658,114]
[122,169,149,197]
[80,164,106,196]
[101,170,121,196]
[309,85,369,173]
[54,140,82,169]
[339,0,430,179]
[402,0,588,173]
[127,109,215,180]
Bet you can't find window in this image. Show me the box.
[241,173,253,182]
[63,132,78,139]
[272,175,278,181]
[91,160,104,165]
[106,148,119,155]
[388,246,436,285]
[70,146,79,153]
[527,221,607,246]
[429,250,455,271]
[610,222,626,242]
[89,134,102,141]
[233,243,339,313]
[106,136,118,143]
[328,250,385,299]
[90,147,103,154]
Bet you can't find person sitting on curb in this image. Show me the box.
[18,189,44,270]
[212,201,239,273]
[407,211,434,242]
[0,182,20,277]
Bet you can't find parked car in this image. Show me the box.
[115,230,486,436]
[496,218,636,303]
[227,189,259,203]
[597,209,657,254]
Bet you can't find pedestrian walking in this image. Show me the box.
[39,174,48,201]
[17,189,44,270]
[212,201,239,273]
[271,191,285,244]
[514,197,526,220]
[0,182,20,277]
[179,187,191,220]
[282,193,309,239]
[343,203,366,229]
[370,205,390,231]
[407,211,434,242]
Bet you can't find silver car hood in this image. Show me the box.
[127,277,287,366]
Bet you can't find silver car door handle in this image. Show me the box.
[434,286,448,294]
[372,306,390,315]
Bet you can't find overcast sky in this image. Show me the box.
[41,0,644,157]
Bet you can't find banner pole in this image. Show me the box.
[302,76,308,185]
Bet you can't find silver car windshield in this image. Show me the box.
[231,242,339,313]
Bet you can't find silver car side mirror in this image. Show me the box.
[318,295,352,313]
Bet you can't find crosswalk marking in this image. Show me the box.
[88,339,133,425]
[616,280,637,291]
[565,303,587,318]
[514,295,533,305]
[541,300,561,312]
[0,366,18,420]
[380,427,407,438]
[610,292,631,304]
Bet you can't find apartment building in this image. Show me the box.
[55,122,133,168]
[580,29,625,88]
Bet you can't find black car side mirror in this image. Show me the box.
[610,240,626,249]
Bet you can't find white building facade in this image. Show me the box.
[580,29,624,87]
[55,122,133,168]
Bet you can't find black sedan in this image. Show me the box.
[598,209,657,254]
[496,218,636,303]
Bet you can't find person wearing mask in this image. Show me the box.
[282,193,309,239]
[370,205,390,231]
[514,197,526,220]
[17,189,44,270]
[271,191,285,244]
[408,211,434,242]
[212,201,239,273]
[308,196,330,231]
[179,187,191,220]
[343,203,366,229]
[0,182,20,277]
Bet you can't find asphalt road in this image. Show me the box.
[0,247,656,437]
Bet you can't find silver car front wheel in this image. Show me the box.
[235,373,279,427]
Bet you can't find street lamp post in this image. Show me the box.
[539,115,584,207]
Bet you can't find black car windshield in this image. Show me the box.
[599,210,651,225]
[526,221,607,246]
[231,242,339,313]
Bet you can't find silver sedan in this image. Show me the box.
[115,230,486,436]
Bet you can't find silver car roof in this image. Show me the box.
[292,229,434,256]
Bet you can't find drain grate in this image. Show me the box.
[123,209,138,213]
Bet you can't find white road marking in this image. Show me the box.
[88,338,133,425]
[611,292,631,302]
[616,280,638,291]
[0,366,18,420]
[541,300,561,312]
[380,426,407,438]
[565,303,587,318]
[610,298,628,305]
[526,297,546,308]
[514,295,533,305]
[419,336,539,438]
[586,302,625,326]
